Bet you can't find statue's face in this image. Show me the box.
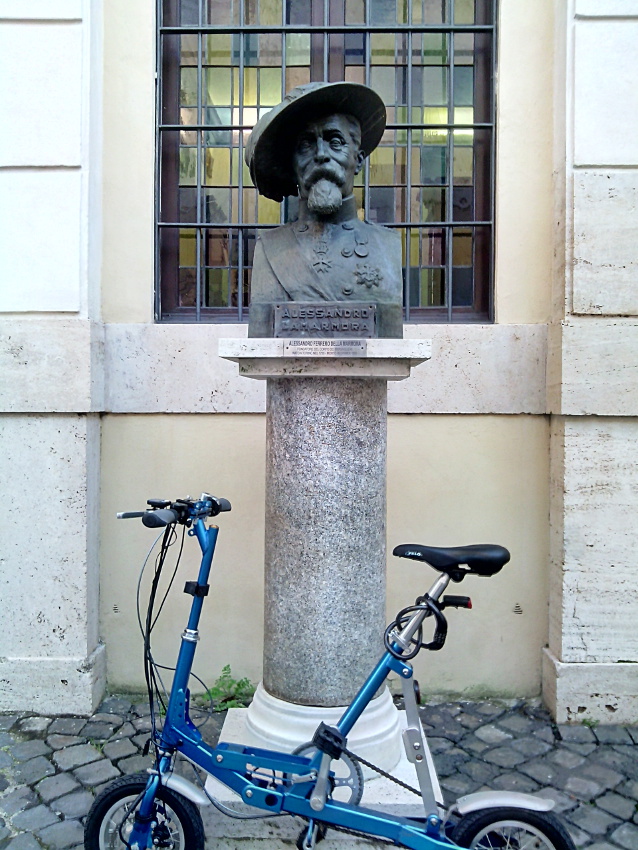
[292,114,365,208]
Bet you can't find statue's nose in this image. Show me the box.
[314,137,330,162]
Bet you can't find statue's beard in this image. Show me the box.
[307,178,343,216]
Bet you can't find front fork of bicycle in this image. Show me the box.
[128,522,218,849]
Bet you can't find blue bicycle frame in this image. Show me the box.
[126,507,458,850]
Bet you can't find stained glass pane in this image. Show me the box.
[422,228,445,265]
[206,268,229,306]
[180,0,199,26]
[345,32,365,65]
[205,34,232,65]
[206,230,230,265]
[286,0,311,25]
[206,0,234,25]
[204,68,232,106]
[259,0,282,24]
[179,268,197,305]
[421,268,445,306]
[370,0,397,25]
[454,32,474,64]
[204,147,230,184]
[181,35,198,65]
[345,0,365,24]
[422,0,448,23]
[285,33,311,65]
[423,67,447,105]
[285,66,311,90]
[179,229,197,266]
[258,68,282,106]
[180,68,198,106]
[452,267,473,305]
[452,186,473,221]
[370,66,396,106]
[179,148,198,184]
[454,66,474,106]
[421,146,447,184]
[453,146,473,184]
[422,187,445,221]
[257,195,280,224]
[422,33,448,65]
[371,33,396,64]
[452,229,472,264]
[454,0,475,24]
[179,187,197,221]
[369,147,394,184]
[258,34,282,67]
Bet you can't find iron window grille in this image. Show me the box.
[156,0,496,323]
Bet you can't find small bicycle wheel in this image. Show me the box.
[451,807,576,850]
[84,773,205,850]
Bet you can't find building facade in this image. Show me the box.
[0,0,637,722]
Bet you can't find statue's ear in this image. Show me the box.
[354,149,365,175]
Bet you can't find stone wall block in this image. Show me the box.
[0,320,104,413]
[0,21,82,166]
[551,418,638,664]
[574,19,638,166]
[104,323,547,415]
[543,649,638,725]
[573,171,638,315]
[0,414,105,713]
[575,0,638,15]
[554,322,638,416]
[0,171,83,312]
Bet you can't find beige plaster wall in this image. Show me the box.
[101,413,549,696]
[101,0,555,326]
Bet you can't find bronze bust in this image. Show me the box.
[246,82,403,338]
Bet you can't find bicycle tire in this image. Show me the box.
[84,772,205,850]
[451,806,576,850]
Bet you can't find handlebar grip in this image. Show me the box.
[117,512,146,519]
[217,498,232,513]
[142,509,178,528]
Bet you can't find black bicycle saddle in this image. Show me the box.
[393,543,510,581]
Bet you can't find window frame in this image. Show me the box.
[155,0,497,324]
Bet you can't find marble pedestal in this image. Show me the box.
[219,339,430,769]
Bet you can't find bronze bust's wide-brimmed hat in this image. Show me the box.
[245,81,386,202]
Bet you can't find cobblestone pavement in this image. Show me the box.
[0,696,637,849]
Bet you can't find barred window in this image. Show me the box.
[157,0,495,322]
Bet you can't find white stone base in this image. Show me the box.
[0,643,106,716]
[542,647,638,724]
[203,703,425,846]
[237,683,403,777]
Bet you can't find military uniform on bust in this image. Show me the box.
[245,81,403,339]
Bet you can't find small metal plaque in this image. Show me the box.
[284,339,367,357]
[274,302,376,339]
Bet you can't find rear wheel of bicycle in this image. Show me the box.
[84,773,205,850]
[452,807,576,850]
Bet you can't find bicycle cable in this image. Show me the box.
[190,762,290,820]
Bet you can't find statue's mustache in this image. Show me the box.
[303,164,345,189]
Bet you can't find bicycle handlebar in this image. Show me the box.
[117,493,232,527]
[142,509,178,528]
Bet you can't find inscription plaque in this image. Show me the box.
[284,339,367,357]
[274,302,376,339]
